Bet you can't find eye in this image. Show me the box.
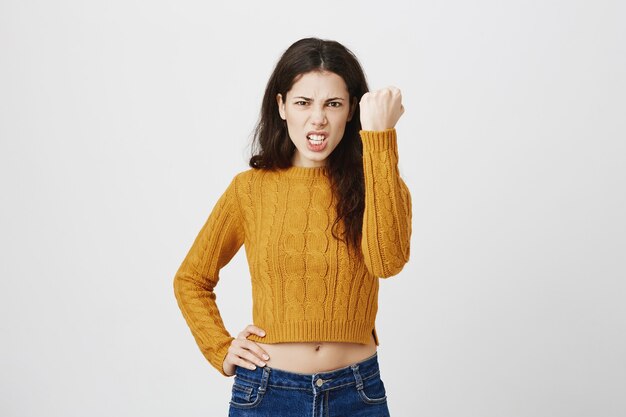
[327,101,342,108]
[294,101,308,106]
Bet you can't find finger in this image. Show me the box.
[231,343,267,369]
[235,354,259,370]
[231,338,268,360]
[241,342,269,366]
[245,340,271,361]
[238,324,266,339]
[226,343,258,371]
[246,324,267,338]
[234,329,270,360]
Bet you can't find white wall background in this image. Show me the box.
[1,1,624,416]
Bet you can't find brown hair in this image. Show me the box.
[249,37,369,252]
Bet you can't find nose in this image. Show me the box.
[310,105,327,126]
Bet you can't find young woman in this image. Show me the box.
[173,37,412,416]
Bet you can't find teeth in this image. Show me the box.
[307,134,325,141]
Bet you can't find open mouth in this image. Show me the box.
[306,133,327,143]
[305,132,328,151]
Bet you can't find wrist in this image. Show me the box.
[360,123,388,131]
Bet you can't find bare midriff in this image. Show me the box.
[254,333,377,374]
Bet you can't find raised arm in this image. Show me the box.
[360,128,412,277]
[359,87,412,278]
[173,174,244,376]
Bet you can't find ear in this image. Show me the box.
[276,93,286,120]
[347,97,357,122]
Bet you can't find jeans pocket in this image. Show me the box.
[229,377,265,409]
[356,372,388,405]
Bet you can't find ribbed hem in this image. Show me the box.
[246,320,376,345]
[360,128,398,153]
[278,165,329,179]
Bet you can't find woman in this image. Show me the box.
[173,37,412,416]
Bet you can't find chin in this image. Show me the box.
[306,151,331,162]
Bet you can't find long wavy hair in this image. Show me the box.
[249,38,369,253]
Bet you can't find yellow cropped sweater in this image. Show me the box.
[173,128,412,376]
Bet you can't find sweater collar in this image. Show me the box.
[279,164,329,179]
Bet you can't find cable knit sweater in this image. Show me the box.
[173,128,412,376]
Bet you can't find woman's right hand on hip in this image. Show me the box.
[222,324,271,376]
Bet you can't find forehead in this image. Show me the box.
[287,71,349,97]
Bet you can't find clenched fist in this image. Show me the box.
[359,86,405,131]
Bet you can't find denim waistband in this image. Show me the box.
[234,351,381,394]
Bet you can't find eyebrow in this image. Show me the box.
[293,96,345,101]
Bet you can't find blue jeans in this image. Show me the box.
[228,351,391,416]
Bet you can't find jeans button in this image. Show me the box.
[316,378,324,387]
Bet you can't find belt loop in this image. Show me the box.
[351,364,363,390]
[259,366,271,393]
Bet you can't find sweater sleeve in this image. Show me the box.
[360,128,412,278]
[173,174,244,377]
